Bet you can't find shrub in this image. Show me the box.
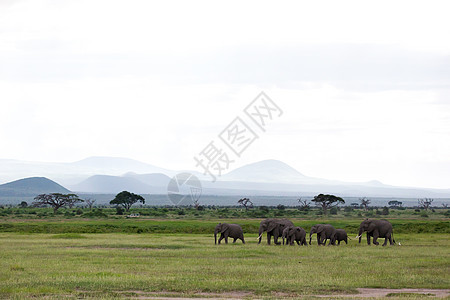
[115,207,124,215]
[330,207,338,215]
[344,207,353,212]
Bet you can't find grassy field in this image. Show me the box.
[0,223,449,299]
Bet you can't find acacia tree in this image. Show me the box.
[418,198,434,211]
[388,200,403,208]
[238,198,253,210]
[110,191,145,212]
[359,197,371,211]
[66,194,84,208]
[311,194,345,216]
[297,198,310,211]
[84,198,96,210]
[32,193,82,213]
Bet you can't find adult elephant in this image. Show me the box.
[334,229,348,245]
[357,219,395,246]
[258,218,294,245]
[309,224,336,246]
[214,223,245,244]
[284,226,307,246]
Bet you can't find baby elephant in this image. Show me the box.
[214,223,245,244]
[334,229,348,245]
[282,226,307,246]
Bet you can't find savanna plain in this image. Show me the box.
[0,208,449,299]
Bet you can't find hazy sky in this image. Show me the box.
[1,0,449,188]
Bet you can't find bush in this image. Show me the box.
[116,207,124,215]
[421,212,429,218]
[382,207,389,215]
[178,210,185,215]
[344,207,353,212]
[330,207,338,215]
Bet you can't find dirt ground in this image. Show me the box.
[120,288,450,299]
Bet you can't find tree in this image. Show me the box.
[19,201,28,208]
[388,200,403,208]
[66,194,84,208]
[359,197,371,211]
[418,198,434,211]
[110,191,145,212]
[297,198,310,211]
[84,198,96,210]
[32,193,81,213]
[311,194,345,216]
[350,202,360,208]
[238,198,253,210]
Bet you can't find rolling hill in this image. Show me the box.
[0,177,71,197]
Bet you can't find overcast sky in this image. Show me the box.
[1,0,449,188]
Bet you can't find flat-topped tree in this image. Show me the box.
[32,193,82,213]
[311,194,345,216]
[110,191,145,212]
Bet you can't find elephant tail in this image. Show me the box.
[392,232,396,244]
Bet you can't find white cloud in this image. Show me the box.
[0,0,449,188]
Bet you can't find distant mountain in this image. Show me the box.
[123,172,171,187]
[71,157,171,175]
[71,174,168,194]
[0,177,71,197]
[0,157,449,199]
[0,156,173,186]
[222,159,308,183]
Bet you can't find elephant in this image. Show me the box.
[334,229,348,245]
[283,226,307,246]
[214,223,245,244]
[282,226,292,245]
[357,219,395,246]
[309,224,337,246]
[258,218,294,245]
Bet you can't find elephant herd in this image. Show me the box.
[214,218,396,246]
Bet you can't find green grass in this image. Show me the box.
[0,231,449,299]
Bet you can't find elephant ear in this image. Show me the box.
[267,222,278,233]
[220,225,229,233]
[316,226,324,234]
[367,222,377,232]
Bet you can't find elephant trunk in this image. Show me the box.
[214,229,218,244]
[309,232,313,245]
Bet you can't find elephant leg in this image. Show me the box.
[383,233,391,246]
[366,233,371,245]
[373,232,380,246]
[274,233,281,245]
[241,237,245,244]
[345,238,348,244]
[296,240,300,245]
[338,240,341,245]
[218,234,224,244]
[267,233,272,245]
[233,237,237,243]
[389,234,394,245]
